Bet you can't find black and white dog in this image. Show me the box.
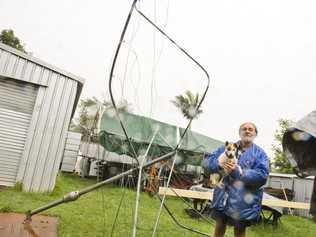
[209,141,241,188]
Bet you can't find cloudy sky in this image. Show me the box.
[1,0,315,157]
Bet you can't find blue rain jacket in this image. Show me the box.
[203,142,269,221]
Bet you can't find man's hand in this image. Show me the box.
[218,155,228,170]
[222,160,237,174]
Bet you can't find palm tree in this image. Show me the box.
[171,90,203,122]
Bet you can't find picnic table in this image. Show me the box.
[159,186,310,226]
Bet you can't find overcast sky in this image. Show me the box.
[1,0,315,157]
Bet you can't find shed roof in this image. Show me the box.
[269,172,314,180]
[0,42,85,85]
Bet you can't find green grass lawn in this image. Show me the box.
[0,173,315,237]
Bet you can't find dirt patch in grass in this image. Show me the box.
[0,213,58,237]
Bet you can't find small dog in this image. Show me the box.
[209,141,241,188]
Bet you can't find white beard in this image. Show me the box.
[241,135,255,144]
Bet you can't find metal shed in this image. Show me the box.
[265,172,314,217]
[60,131,82,172]
[0,42,84,192]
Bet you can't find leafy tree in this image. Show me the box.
[70,97,98,141]
[171,90,203,125]
[271,119,294,173]
[102,98,131,114]
[70,97,131,142]
[0,29,27,53]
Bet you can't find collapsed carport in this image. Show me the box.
[98,110,223,187]
[282,110,316,219]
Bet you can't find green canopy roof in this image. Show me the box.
[99,111,223,166]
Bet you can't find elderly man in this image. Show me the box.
[203,122,269,237]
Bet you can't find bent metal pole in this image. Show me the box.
[25,150,176,221]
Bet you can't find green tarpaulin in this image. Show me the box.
[99,111,223,166]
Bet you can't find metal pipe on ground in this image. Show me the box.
[25,150,176,221]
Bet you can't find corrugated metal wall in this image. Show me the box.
[0,43,84,192]
[79,142,135,164]
[0,77,38,186]
[61,132,82,172]
[293,178,314,217]
[265,173,314,217]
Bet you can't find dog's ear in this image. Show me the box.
[233,143,238,148]
[225,141,229,146]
